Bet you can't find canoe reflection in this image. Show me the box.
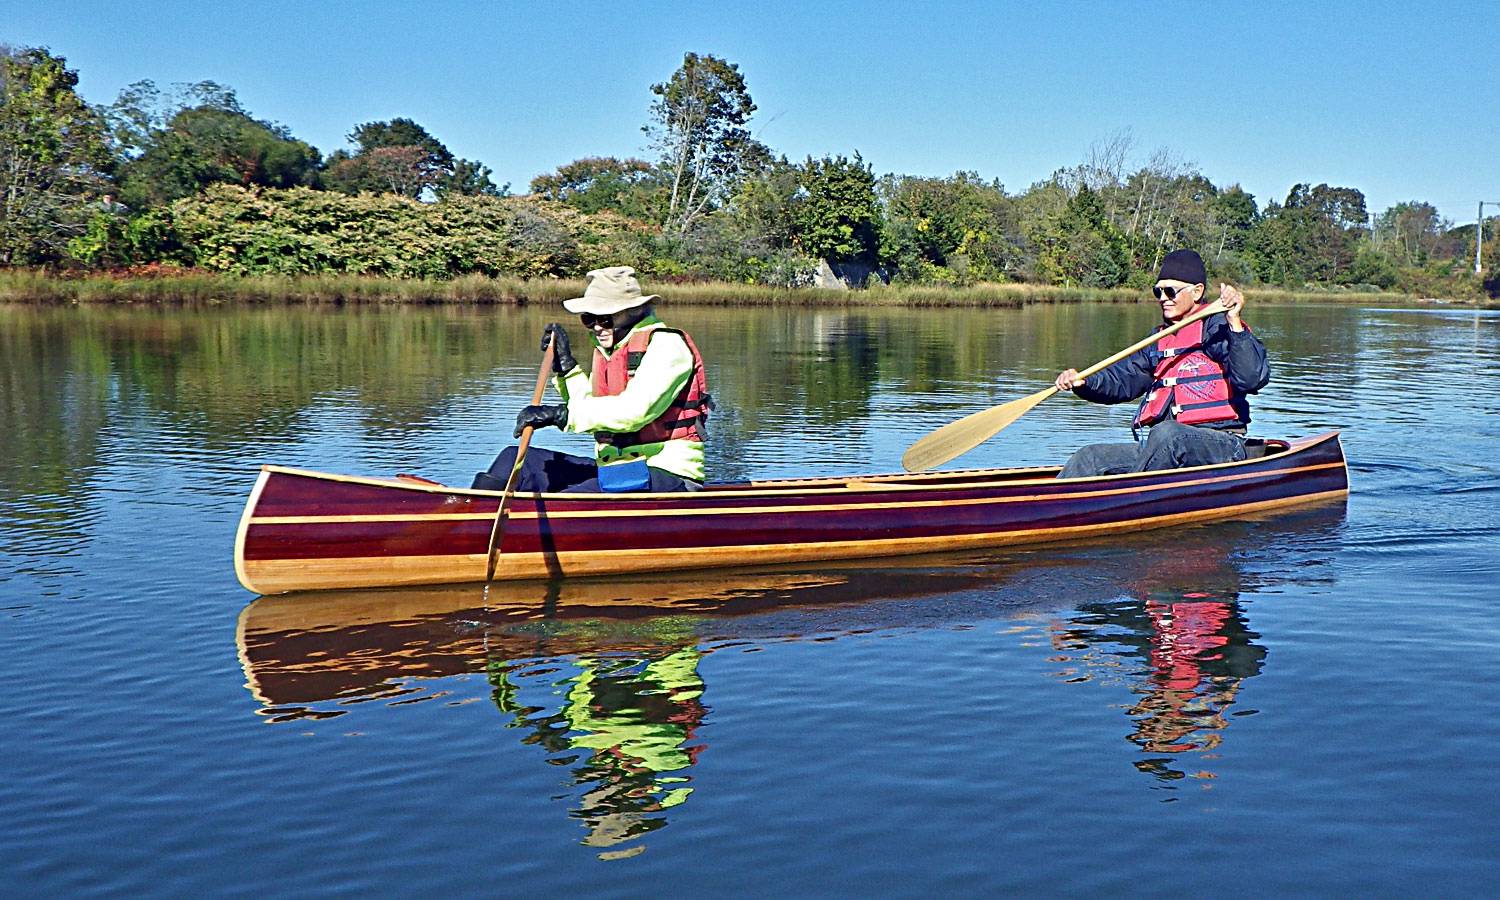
[236,501,1345,844]
[238,566,1000,855]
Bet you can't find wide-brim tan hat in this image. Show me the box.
[563,266,659,315]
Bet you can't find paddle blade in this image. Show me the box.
[901,387,1058,472]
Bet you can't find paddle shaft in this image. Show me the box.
[900,298,1230,471]
[1068,297,1228,386]
[484,343,556,582]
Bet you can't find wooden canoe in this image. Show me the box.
[234,431,1349,594]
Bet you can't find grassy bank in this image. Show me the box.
[0,269,1452,308]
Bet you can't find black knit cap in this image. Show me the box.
[1158,249,1206,286]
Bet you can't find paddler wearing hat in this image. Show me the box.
[472,266,712,493]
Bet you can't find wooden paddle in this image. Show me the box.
[901,298,1229,472]
[484,342,556,582]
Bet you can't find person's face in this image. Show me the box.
[1152,280,1203,321]
[580,312,618,348]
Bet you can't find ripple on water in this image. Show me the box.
[5,302,1500,893]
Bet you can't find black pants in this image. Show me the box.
[471,446,701,493]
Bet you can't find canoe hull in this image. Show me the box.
[235,432,1349,594]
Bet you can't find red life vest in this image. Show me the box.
[590,324,711,447]
[1132,312,1241,430]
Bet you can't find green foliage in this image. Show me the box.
[438,158,504,198]
[7,49,1490,302]
[1245,183,1370,285]
[792,153,882,264]
[167,185,605,277]
[0,46,113,264]
[1345,245,1399,289]
[324,117,497,198]
[110,82,321,207]
[880,172,1023,283]
[1032,186,1130,287]
[530,157,663,217]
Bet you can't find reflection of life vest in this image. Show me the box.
[1132,313,1240,429]
[564,648,707,775]
[591,325,711,448]
[1144,598,1233,691]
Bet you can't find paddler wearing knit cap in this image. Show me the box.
[1053,249,1270,479]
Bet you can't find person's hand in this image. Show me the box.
[1219,283,1246,331]
[514,403,568,437]
[540,323,577,374]
[1055,369,1084,392]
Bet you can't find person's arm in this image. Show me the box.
[1067,346,1157,404]
[564,332,694,434]
[1201,315,1270,394]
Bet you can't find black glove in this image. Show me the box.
[540,323,577,374]
[514,403,568,437]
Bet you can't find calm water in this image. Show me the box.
[3,301,1499,894]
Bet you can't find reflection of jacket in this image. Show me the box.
[564,648,704,793]
[1077,310,1269,430]
[557,315,706,481]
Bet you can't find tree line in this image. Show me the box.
[3,45,1496,296]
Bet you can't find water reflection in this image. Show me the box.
[237,502,1344,843]
[1044,532,1266,783]
[490,641,706,855]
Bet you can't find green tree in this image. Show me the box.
[881,171,1022,282]
[324,117,496,198]
[1207,185,1258,255]
[438,158,505,199]
[646,52,764,232]
[530,156,662,217]
[0,46,113,264]
[1032,185,1130,287]
[1373,201,1445,266]
[727,155,801,250]
[110,80,321,207]
[1246,183,1369,284]
[791,153,882,264]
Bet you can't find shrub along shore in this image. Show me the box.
[0,270,1447,308]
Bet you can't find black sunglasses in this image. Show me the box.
[579,312,614,329]
[1152,284,1198,301]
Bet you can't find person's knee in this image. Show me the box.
[1060,442,1133,479]
[471,470,507,490]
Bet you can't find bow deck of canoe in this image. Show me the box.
[234,431,1349,594]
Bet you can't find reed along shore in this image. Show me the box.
[0,270,1436,308]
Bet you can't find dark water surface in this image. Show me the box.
[4,301,1498,894]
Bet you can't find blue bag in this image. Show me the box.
[597,458,652,493]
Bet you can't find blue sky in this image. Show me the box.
[8,0,1497,225]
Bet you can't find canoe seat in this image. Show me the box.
[1243,438,1289,460]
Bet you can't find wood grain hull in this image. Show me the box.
[234,432,1349,594]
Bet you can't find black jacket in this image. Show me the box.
[1074,312,1271,429]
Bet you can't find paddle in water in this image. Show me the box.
[484,342,556,581]
[901,298,1228,472]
